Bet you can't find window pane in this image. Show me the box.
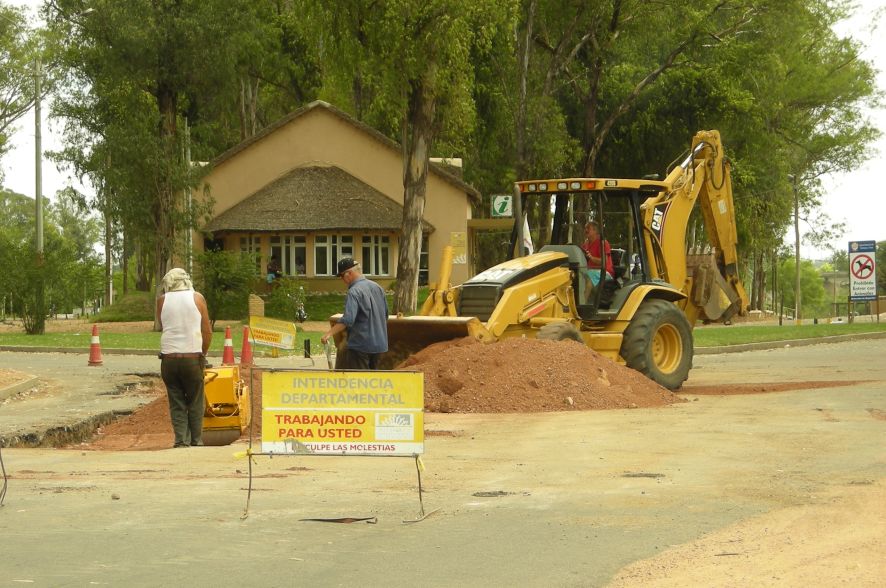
[362,245,372,274]
[315,246,328,275]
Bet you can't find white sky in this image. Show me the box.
[1,0,883,261]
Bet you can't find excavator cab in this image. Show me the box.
[513,181,660,321]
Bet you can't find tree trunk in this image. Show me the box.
[394,73,437,314]
[153,81,178,331]
[122,229,129,295]
[104,206,113,306]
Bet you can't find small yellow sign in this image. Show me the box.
[450,231,467,265]
[261,370,424,456]
[249,316,297,350]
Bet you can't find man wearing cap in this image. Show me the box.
[321,258,389,369]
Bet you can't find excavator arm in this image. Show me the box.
[641,130,749,323]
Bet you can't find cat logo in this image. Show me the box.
[650,203,669,240]
[652,207,665,232]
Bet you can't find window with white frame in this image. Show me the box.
[270,235,307,276]
[314,234,354,276]
[419,234,429,285]
[361,235,391,276]
[239,235,262,272]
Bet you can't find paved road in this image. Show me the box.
[0,351,325,446]
[0,340,884,586]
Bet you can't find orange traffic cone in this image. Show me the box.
[240,326,253,365]
[88,325,103,366]
[222,326,235,365]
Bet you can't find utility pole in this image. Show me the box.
[34,55,45,334]
[789,175,801,326]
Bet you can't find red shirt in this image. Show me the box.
[582,238,614,276]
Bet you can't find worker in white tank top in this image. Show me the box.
[157,268,212,447]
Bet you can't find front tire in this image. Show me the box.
[620,299,692,390]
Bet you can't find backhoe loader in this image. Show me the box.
[339,130,749,389]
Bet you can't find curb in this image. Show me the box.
[695,330,886,355]
[0,375,40,401]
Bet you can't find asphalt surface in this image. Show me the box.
[0,338,884,587]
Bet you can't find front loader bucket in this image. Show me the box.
[329,315,488,370]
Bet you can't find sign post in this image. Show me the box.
[848,240,877,323]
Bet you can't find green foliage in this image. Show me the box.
[194,249,256,324]
[878,241,886,295]
[0,5,39,162]
[264,279,307,322]
[94,292,155,322]
[777,258,828,318]
[0,187,104,332]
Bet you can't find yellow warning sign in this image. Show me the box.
[249,316,297,350]
[261,370,424,456]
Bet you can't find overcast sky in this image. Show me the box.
[1,0,883,260]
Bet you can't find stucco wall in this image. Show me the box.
[196,105,474,285]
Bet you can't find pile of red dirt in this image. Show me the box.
[395,337,679,413]
[72,337,680,450]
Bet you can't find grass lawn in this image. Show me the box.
[0,324,327,356]
[692,321,886,347]
[2,318,884,353]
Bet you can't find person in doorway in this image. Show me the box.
[321,258,389,370]
[580,220,614,302]
[157,268,212,448]
[267,256,282,283]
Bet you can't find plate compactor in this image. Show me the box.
[201,365,251,446]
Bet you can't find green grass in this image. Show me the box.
[301,290,427,321]
[693,321,886,347]
[0,324,326,356]
[4,320,884,353]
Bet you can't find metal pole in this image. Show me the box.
[512,183,523,259]
[34,56,45,334]
[791,176,801,326]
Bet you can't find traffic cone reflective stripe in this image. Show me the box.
[222,326,235,365]
[240,326,253,365]
[88,325,103,366]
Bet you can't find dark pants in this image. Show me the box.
[335,348,383,370]
[160,358,205,447]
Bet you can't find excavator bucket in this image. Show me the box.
[686,252,746,323]
[330,315,487,370]
[202,365,251,446]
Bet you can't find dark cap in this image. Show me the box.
[336,258,359,276]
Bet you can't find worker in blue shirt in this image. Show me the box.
[321,258,389,369]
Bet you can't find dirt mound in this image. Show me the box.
[396,337,680,413]
[71,337,679,450]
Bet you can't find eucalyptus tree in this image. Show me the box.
[0,4,38,162]
[45,0,281,326]
[311,0,500,313]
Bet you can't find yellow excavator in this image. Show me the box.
[347,130,748,389]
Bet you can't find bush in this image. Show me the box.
[265,278,308,322]
[95,292,155,322]
[194,250,257,325]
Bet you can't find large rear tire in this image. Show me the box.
[620,299,692,390]
[537,322,583,343]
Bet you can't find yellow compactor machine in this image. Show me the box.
[334,130,749,390]
[201,365,251,446]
